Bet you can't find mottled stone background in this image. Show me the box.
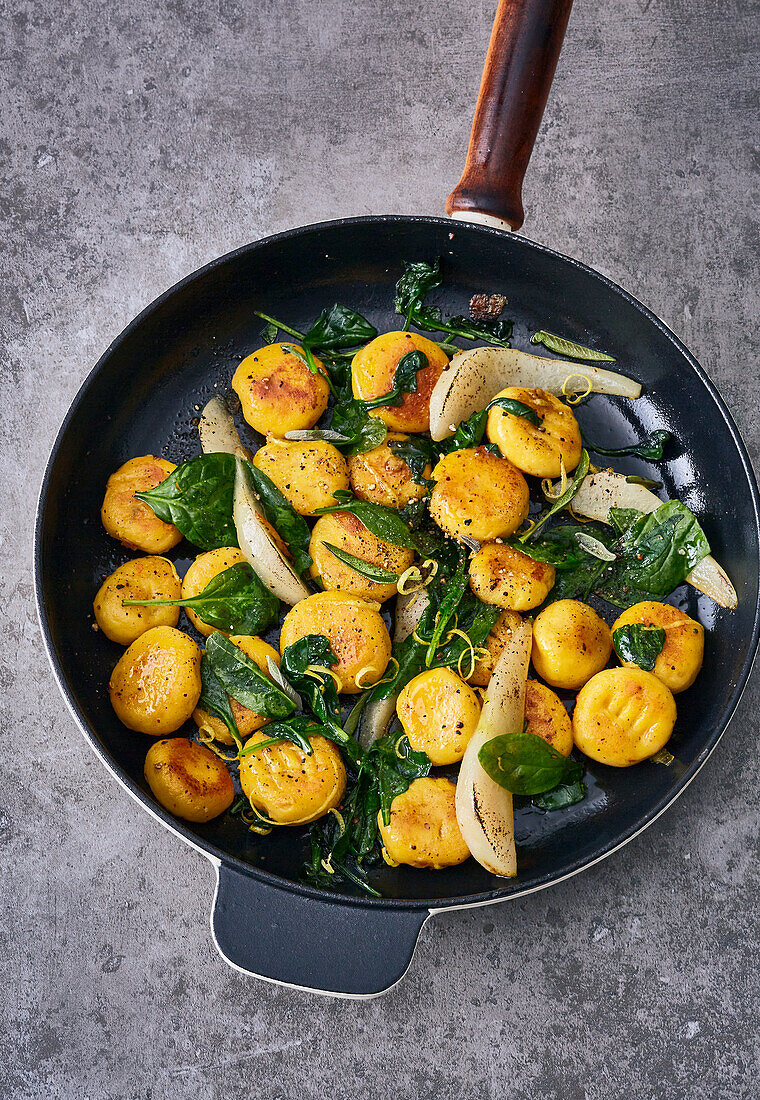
[3,0,759,1096]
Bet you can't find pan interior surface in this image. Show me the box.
[36,217,760,906]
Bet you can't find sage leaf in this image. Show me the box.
[530,330,616,362]
[575,531,617,562]
[321,542,399,583]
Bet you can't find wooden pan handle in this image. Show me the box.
[446,0,574,231]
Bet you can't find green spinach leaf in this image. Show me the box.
[303,304,377,351]
[581,428,671,461]
[425,547,469,666]
[123,562,279,635]
[613,500,710,599]
[613,623,666,671]
[244,461,313,576]
[199,654,242,747]
[237,715,316,757]
[205,633,296,720]
[135,452,237,550]
[327,401,388,455]
[279,635,361,762]
[387,437,437,487]
[532,778,586,811]
[478,731,584,796]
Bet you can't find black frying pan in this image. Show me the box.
[34,1,760,997]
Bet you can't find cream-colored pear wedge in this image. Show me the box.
[233,457,311,606]
[198,395,252,458]
[429,346,641,441]
[455,618,532,877]
[568,469,737,610]
[357,588,430,750]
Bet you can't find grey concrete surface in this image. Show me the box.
[3,0,760,1096]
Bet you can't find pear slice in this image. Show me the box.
[233,457,311,606]
[455,618,532,877]
[357,589,430,750]
[429,346,641,441]
[198,395,252,458]
[569,469,737,610]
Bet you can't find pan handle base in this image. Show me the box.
[211,864,429,998]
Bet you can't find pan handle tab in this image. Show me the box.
[211,864,429,997]
[446,0,574,231]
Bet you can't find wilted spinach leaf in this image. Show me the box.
[479,731,584,796]
[613,623,666,671]
[199,654,242,747]
[135,452,237,550]
[303,304,377,351]
[532,778,586,811]
[581,428,672,462]
[394,258,512,346]
[205,633,296,720]
[123,562,279,635]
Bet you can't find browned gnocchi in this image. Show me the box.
[252,438,349,515]
[94,556,182,645]
[232,342,330,436]
[429,446,529,542]
[101,456,182,553]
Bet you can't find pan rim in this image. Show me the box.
[34,213,760,911]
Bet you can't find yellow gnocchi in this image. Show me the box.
[109,626,202,736]
[487,386,582,478]
[348,432,431,509]
[351,331,448,433]
[279,591,392,693]
[309,511,414,603]
[239,729,347,825]
[94,556,182,645]
[232,342,330,436]
[396,667,481,765]
[532,599,613,690]
[469,542,555,611]
[378,777,470,869]
[429,446,529,542]
[612,601,704,694]
[101,456,182,553]
[524,680,573,757]
[251,439,349,515]
[144,737,234,822]
[573,667,677,766]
